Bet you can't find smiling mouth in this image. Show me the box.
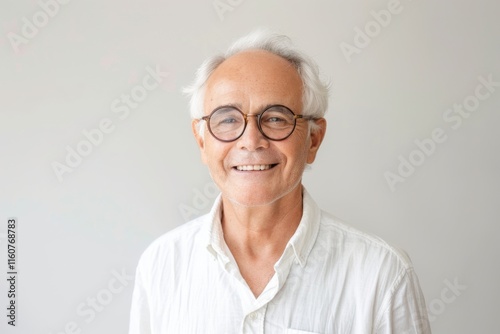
[234,164,278,171]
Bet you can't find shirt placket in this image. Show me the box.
[242,303,268,334]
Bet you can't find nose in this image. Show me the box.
[236,114,269,151]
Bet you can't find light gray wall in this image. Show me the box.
[1,0,498,333]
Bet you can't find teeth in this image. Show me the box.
[236,164,273,171]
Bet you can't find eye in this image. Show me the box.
[267,116,287,124]
[261,107,295,127]
[211,107,243,128]
[217,116,238,124]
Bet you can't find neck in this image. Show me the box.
[221,185,304,259]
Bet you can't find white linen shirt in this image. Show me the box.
[129,189,431,334]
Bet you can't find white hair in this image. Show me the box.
[183,29,330,134]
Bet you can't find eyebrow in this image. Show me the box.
[212,103,242,111]
[211,103,288,113]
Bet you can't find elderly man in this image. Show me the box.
[129,30,431,334]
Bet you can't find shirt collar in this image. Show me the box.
[203,188,321,268]
[287,188,321,267]
[203,194,230,263]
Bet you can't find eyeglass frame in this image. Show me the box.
[199,104,318,142]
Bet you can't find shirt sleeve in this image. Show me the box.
[375,268,432,334]
[129,255,152,334]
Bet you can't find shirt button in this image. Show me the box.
[249,312,257,320]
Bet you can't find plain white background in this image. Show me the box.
[1,0,499,333]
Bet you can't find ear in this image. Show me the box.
[192,119,207,164]
[306,118,327,164]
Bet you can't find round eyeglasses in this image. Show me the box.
[200,105,316,142]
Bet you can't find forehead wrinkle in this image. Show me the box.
[205,78,291,113]
[204,50,303,115]
[211,102,293,114]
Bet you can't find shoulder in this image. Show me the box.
[317,210,413,271]
[137,214,209,270]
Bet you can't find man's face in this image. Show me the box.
[193,50,325,207]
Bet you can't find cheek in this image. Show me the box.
[295,135,312,162]
[203,141,229,169]
[281,140,310,173]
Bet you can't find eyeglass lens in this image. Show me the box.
[208,106,297,141]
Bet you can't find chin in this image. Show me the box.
[224,184,301,208]
[228,196,276,207]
